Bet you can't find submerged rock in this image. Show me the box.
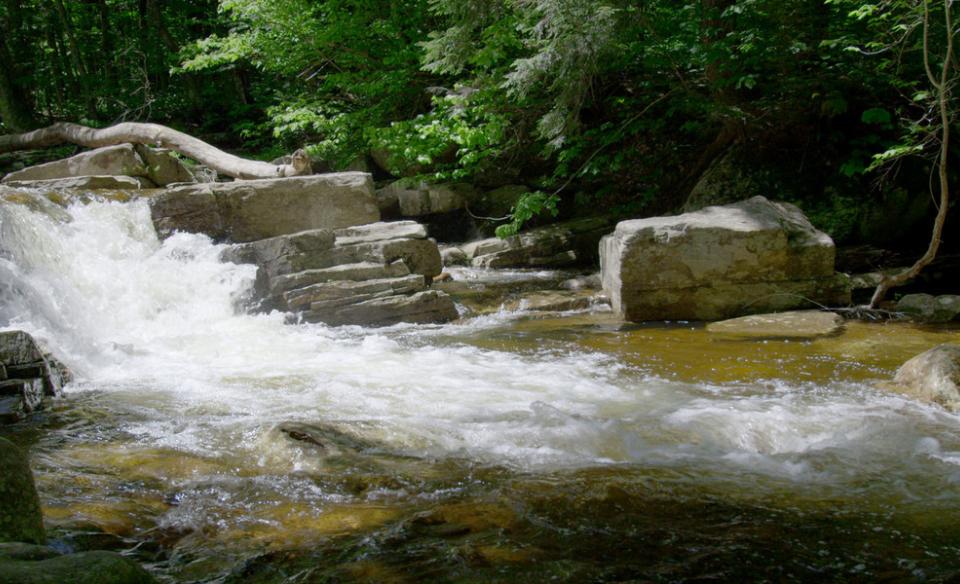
[706,310,845,339]
[895,294,960,323]
[886,344,960,412]
[0,438,45,545]
[600,196,850,322]
[0,549,157,584]
[502,290,606,313]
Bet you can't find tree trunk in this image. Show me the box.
[868,0,953,307]
[0,122,313,180]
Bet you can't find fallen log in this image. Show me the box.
[0,122,312,180]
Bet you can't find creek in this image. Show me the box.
[2,199,960,582]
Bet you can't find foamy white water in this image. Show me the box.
[3,197,960,496]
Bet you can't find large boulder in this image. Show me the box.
[1,144,193,189]
[886,344,960,412]
[149,173,380,242]
[1,145,147,185]
[0,438,45,545]
[600,196,850,322]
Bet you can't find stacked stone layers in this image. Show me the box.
[600,196,850,322]
[446,217,613,269]
[151,174,457,327]
[222,221,457,327]
[0,331,65,423]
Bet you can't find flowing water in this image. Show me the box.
[2,197,960,583]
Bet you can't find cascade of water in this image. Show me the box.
[1,196,959,490]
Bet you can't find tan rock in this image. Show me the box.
[706,310,845,339]
[885,344,960,411]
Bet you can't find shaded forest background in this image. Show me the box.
[0,0,955,250]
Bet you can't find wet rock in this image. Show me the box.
[502,290,605,313]
[706,310,845,339]
[465,217,613,269]
[221,218,455,327]
[440,245,468,267]
[1,144,147,185]
[560,273,602,291]
[0,188,74,223]
[0,331,64,422]
[0,437,45,545]
[0,549,157,584]
[150,173,380,242]
[2,176,155,190]
[285,274,426,311]
[886,344,960,412]
[303,290,458,327]
[601,196,850,322]
[895,294,960,323]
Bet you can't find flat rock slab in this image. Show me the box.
[303,290,458,327]
[2,175,156,190]
[706,310,845,339]
[2,144,147,184]
[150,173,379,242]
[334,220,427,245]
[503,290,607,313]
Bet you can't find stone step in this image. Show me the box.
[284,274,426,311]
[333,221,427,245]
[270,260,410,297]
[302,290,458,327]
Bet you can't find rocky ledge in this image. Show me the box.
[0,331,66,424]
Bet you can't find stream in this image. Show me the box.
[2,198,960,582]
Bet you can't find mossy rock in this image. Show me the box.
[0,550,156,584]
[0,438,44,545]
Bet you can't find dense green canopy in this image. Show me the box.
[0,0,955,244]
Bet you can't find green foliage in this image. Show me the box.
[368,89,511,180]
[495,191,560,238]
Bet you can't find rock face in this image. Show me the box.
[150,173,380,242]
[887,344,960,412]
[377,180,477,218]
[1,143,192,188]
[706,310,845,339]
[222,221,457,327]
[601,196,850,322]
[0,331,64,423]
[451,217,613,269]
[896,294,960,323]
[0,438,45,545]
[0,437,157,584]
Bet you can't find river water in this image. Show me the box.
[2,198,960,582]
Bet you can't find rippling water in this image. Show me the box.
[2,198,960,582]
